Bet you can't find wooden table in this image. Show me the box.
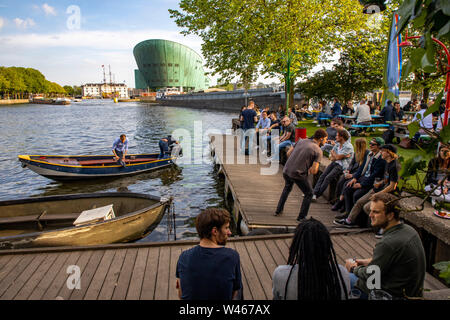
[404,111,416,121]
[392,121,411,140]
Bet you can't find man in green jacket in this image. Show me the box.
[345,193,426,299]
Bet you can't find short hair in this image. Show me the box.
[262,111,267,115]
[331,118,343,126]
[313,129,328,140]
[394,101,400,106]
[120,134,126,140]
[387,100,392,105]
[195,208,231,240]
[370,193,401,220]
[420,103,428,110]
[336,128,349,141]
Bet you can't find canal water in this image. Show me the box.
[0,100,237,242]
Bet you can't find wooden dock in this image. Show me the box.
[209,134,367,234]
[0,233,446,300]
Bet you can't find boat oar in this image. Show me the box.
[36,210,47,231]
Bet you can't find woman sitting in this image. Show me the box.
[272,218,350,300]
[332,138,369,215]
[425,145,450,205]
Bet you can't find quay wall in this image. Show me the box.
[158,95,304,112]
[0,99,29,105]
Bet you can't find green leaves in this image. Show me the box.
[433,261,450,285]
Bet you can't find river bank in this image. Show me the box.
[0,99,29,105]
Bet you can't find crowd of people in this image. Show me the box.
[173,97,448,302]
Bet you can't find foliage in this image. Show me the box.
[169,0,367,98]
[0,66,66,97]
[433,261,450,285]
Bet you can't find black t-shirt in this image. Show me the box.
[176,245,242,300]
[241,109,257,130]
[284,123,296,142]
[374,160,399,192]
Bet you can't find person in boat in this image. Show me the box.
[112,134,128,167]
[158,135,179,159]
[176,208,243,300]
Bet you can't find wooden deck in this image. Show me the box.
[0,233,446,300]
[209,134,367,233]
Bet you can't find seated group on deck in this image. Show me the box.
[176,206,426,301]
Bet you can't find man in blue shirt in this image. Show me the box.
[331,98,342,118]
[256,111,271,152]
[176,208,242,300]
[240,100,258,155]
[380,100,394,122]
[158,135,179,159]
[112,134,128,167]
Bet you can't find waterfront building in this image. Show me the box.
[81,83,128,98]
[133,39,210,92]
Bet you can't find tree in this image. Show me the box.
[64,85,75,96]
[169,0,367,109]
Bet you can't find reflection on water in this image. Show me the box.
[0,100,237,242]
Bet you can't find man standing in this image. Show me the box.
[331,98,342,118]
[176,208,242,300]
[112,134,128,167]
[159,135,179,159]
[274,129,328,221]
[240,100,258,155]
[345,193,426,299]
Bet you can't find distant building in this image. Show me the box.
[81,83,128,98]
[133,39,209,92]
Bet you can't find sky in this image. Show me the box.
[0,0,210,87]
[0,0,337,88]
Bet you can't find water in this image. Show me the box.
[0,100,237,242]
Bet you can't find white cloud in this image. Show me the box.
[14,18,36,29]
[42,3,57,16]
[0,17,4,30]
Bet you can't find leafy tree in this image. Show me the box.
[169,0,367,109]
[64,85,75,96]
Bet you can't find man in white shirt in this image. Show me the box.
[355,99,372,124]
[412,103,434,142]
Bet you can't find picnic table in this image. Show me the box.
[391,121,411,140]
[404,111,416,121]
[338,115,385,127]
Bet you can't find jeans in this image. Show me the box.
[313,162,343,198]
[276,173,313,219]
[343,184,372,215]
[349,273,369,300]
[240,129,256,155]
[115,150,126,167]
[348,189,375,223]
[158,139,169,159]
[271,140,293,161]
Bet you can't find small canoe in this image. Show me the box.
[0,192,171,249]
[18,152,178,181]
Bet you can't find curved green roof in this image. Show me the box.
[133,39,208,90]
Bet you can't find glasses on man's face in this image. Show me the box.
[370,143,378,147]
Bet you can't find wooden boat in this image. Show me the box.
[0,192,171,249]
[18,152,180,181]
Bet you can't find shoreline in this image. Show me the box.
[0,99,29,105]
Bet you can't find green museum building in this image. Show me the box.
[133,39,209,92]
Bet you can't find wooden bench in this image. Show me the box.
[351,124,390,129]
[0,213,80,225]
[77,158,157,166]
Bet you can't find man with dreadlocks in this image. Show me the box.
[345,193,426,299]
[272,218,350,300]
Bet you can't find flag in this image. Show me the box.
[382,13,402,106]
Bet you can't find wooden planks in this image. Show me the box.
[0,232,447,300]
[210,134,367,233]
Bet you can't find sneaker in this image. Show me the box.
[261,150,267,155]
[274,211,283,216]
[333,219,357,228]
[334,212,348,220]
[316,124,321,127]
[312,120,318,123]
[312,195,317,202]
[375,229,384,239]
[296,217,306,223]
[331,201,343,211]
